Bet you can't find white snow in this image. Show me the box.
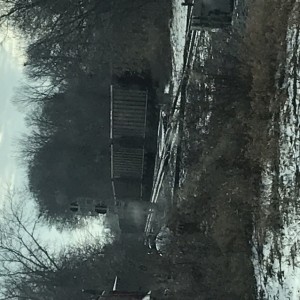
[170,0,188,97]
[252,8,300,299]
[144,1,189,235]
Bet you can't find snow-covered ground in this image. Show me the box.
[170,1,188,96]
[144,0,188,235]
[145,1,298,298]
[252,6,300,299]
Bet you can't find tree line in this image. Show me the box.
[0,192,157,299]
[0,1,172,298]
[0,0,171,223]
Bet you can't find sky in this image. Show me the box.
[0,29,27,205]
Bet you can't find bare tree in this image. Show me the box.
[0,190,62,299]
[0,189,120,300]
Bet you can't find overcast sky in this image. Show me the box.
[0,29,27,204]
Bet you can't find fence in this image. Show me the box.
[110,85,148,203]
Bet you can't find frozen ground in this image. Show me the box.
[252,5,300,299]
[144,0,189,235]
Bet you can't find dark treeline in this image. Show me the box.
[0,194,172,299]
[0,0,172,223]
[0,0,172,297]
[23,76,112,221]
[0,197,155,299]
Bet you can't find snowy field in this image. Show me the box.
[252,5,300,299]
[156,2,300,299]
[146,2,300,298]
